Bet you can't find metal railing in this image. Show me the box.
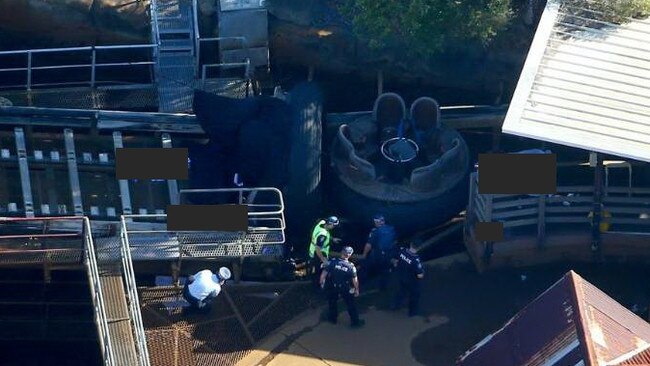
[0,216,86,264]
[83,217,117,366]
[0,44,158,90]
[196,37,251,81]
[119,219,151,366]
[118,187,286,266]
[466,171,650,244]
[150,0,162,58]
[0,216,116,365]
[192,0,201,72]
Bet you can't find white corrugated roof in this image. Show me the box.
[502,0,650,162]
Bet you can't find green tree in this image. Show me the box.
[340,0,514,58]
[564,0,650,24]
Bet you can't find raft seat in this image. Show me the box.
[410,138,460,192]
[337,124,376,183]
[373,93,406,134]
[410,97,441,131]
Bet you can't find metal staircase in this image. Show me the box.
[149,0,261,113]
[150,0,197,113]
[0,216,150,366]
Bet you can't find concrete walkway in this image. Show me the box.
[237,254,469,366]
[238,304,448,366]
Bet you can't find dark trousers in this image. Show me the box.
[392,279,421,316]
[182,282,212,312]
[327,286,360,325]
[309,256,324,289]
[359,256,391,290]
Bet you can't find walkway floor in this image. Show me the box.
[238,254,650,366]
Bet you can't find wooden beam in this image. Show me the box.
[537,195,546,249]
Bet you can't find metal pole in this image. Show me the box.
[27,52,32,90]
[14,127,35,218]
[91,47,96,88]
[591,152,603,252]
[64,129,84,216]
[113,132,133,215]
[161,133,180,205]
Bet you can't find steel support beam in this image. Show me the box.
[113,132,133,215]
[14,127,34,217]
[162,133,180,206]
[64,129,84,216]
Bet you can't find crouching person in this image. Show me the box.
[182,267,231,314]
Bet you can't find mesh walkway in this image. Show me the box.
[139,282,318,366]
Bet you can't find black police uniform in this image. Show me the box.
[392,247,424,316]
[362,224,397,290]
[324,257,362,326]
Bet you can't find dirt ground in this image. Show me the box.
[241,258,650,366]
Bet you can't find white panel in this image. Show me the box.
[503,0,650,163]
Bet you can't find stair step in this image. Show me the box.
[160,46,194,52]
[99,273,139,365]
[159,28,193,35]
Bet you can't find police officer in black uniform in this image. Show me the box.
[320,246,366,328]
[391,240,425,317]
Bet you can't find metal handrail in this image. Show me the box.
[192,0,201,75]
[149,0,161,48]
[469,173,650,232]
[0,216,116,365]
[83,217,116,366]
[179,187,285,213]
[0,44,158,90]
[196,36,250,79]
[119,219,151,366]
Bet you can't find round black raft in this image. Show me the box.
[329,94,470,236]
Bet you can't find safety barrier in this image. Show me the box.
[119,220,152,366]
[83,217,117,366]
[465,171,650,268]
[0,216,86,265]
[119,187,286,262]
[0,45,157,90]
[0,216,116,365]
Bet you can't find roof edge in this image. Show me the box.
[569,270,599,366]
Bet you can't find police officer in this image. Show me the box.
[320,246,365,328]
[391,241,424,317]
[183,267,232,314]
[360,213,397,290]
[308,216,341,288]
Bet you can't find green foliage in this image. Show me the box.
[339,0,514,58]
[564,0,650,23]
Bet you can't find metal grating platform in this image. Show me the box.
[100,272,140,366]
[139,282,318,366]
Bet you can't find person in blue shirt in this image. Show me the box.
[391,241,425,317]
[320,246,365,328]
[359,213,397,290]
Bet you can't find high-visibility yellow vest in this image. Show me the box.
[308,220,331,258]
[588,210,612,233]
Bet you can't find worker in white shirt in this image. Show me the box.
[182,267,232,314]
